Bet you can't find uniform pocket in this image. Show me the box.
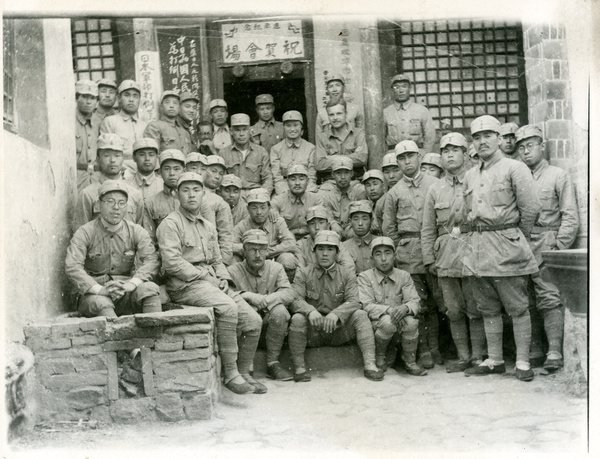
[85,251,109,275]
[409,119,421,135]
[539,188,556,211]
[491,183,513,207]
[244,162,261,184]
[162,136,177,148]
[397,199,413,219]
[434,201,451,225]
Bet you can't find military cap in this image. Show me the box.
[395,140,419,156]
[325,74,345,85]
[75,79,98,97]
[515,125,543,145]
[177,171,204,188]
[499,122,519,136]
[97,78,117,89]
[362,170,385,183]
[205,155,227,169]
[161,90,180,102]
[313,230,341,249]
[230,113,251,126]
[382,152,400,169]
[287,164,309,177]
[221,174,242,189]
[117,80,140,94]
[180,92,199,103]
[186,152,207,165]
[391,73,412,86]
[242,229,269,246]
[246,188,270,204]
[370,236,395,253]
[255,94,274,105]
[470,115,501,135]
[97,133,124,151]
[306,205,329,222]
[209,99,227,110]
[98,180,128,200]
[159,149,186,166]
[132,138,159,153]
[331,155,353,172]
[440,132,468,150]
[421,153,443,170]
[282,110,303,124]
[348,200,373,216]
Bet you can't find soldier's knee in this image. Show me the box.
[79,294,114,318]
[402,315,419,333]
[376,315,397,336]
[134,281,160,301]
[290,313,307,332]
[269,304,291,324]
[351,309,370,326]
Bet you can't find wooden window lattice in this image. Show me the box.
[72,18,118,82]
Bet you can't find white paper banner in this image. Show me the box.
[135,51,161,123]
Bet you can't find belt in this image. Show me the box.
[471,223,518,232]
[438,225,472,236]
[531,225,560,234]
[399,231,421,239]
[77,163,99,171]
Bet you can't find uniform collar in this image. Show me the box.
[394,98,413,110]
[402,171,423,187]
[259,119,275,128]
[135,172,157,187]
[99,217,124,233]
[177,115,191,129]
[249,219,271,233]
[317,262,338,279]
[531,159,549,180]
[213,123,229,133]
[162,185,177,197]
[285,137,302,148]
[178,206,206,223]
[76,110,92,125]
[289,191,305,205]
[232,142,254,153]
[373,268,397,284]
[245,261,267,277]
[159,115,177,126]
[118,110,139,122]
[328,123,353,141]
[355,233,374,247]
[445,169,465,185]
[479,150,503,170]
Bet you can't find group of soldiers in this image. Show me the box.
[68,71,579,395]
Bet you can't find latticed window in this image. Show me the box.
[397,19,528,129]
[4,19,16,131]
[72,18,119,81]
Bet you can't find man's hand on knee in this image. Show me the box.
[308,310,324,329]
[323,312,339,333]
[389,305,409,323]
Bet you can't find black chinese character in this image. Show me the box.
[225,44,241,61]
[246,42,262,60]
[265,43,277,57]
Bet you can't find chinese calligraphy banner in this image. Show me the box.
[156,27,202,99]
[221,19,305,64]
[135,51,161,123]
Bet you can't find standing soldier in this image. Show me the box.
[66,180,161,317]
[157,172,265,394]
[220,174,249,226]
[75,79,99,192]
[288,230,384,382]
[421,132,487,372]
[357,237,426,375]
[219,114,273,196]
[382,140,442,369]
[315,74,363,134]
[361,170,386,234]
[92,78,117,127]
[342,200,376,274]
[384,74,435,153]
[516,124,579,371]
[209,99,232,152]
[144,91,193,155]
[178,92,200,149]
[499,122,520,160]
[462,115,541,381]
[228,229,296,381]
[250,94,284,153]
[271,111,317,195]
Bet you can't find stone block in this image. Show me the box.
[155,341,184,352]
[36,359,76,376]
[545,81,567,101]
[531,103,548,122]
[102,338,155,351]
[110,398,157,424]
[151,347,211,365]
[79,316,107,333]
[164,323,213,334]
[182,391,214,420]
[90,404,112,423]
[546,119,572,139]
[51,321,83,337]
[105,316,157,341]
[542,39,566,60]
[187,359,212,373]
[527,24,547,48]
[524,44,540,59]
[72,335,101,346]
[67,386,107,410]
[23,324,52,339]
[140,347,156,396]
[155,393,186,422]
[34,345,104,361]
[183,333,209,349]
[42,371,108,390]
[154,363,211,392]
[135,308,212,328]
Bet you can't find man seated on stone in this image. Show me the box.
[361,170,386,234]
[74,134,144,231]
[420,153,443,179]
[288,230,384,382]
[271,164,323,240]
[342,200,376,274]
[232,188,298,279]
[144,91,193,155]
[66,180,161,318]
[270,110,317,195]
[185,152,208,175]
[156,172,265,395]
[219,174,249,226]
[228,229,295,381]
[357,237,426,375]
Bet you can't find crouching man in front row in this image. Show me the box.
[288,230,384,382]
[65,180,162,317]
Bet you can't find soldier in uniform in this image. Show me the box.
[421,132,487,372]
[462,115,541,381]
[250,94,284,153]
[92,78,117,126]
[342,200,376,274]
[271,164,323,240]
[361,170,386,233]
[219,114,273,196]
[185,152,207,175]
[382,140,443,369]
[220,174,249,226]
[382,150,402,189]
[271,111,317,195]
[66,180,161,317]
[420,153,443,179]
[144,91,193,155]
[288,230,384,382]
[177,92,199,149]
[156,172,265,394]
[315,74,363,134]
[228,229,295,381]
[197,121,218,156]
[516,124,579,370]
[383,74,435,153]
[357,237,426,375]
[499,122,520,160]
[209,99,232,152]
[75,80,99,192]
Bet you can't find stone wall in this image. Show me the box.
[23,308,219,424]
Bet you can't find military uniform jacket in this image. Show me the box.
[342,233,375,274]
[157,207,231,294]
[271,190,323,238]
[421,171,470,278]
[232,215,297,259]
[462,151,541,277]
[270,138,318,195]
[200,190,234,265]
[100,111,148,160]
[250,119,284,153]
[126,172,164,237]
[229,202,249,227]
[76,110,98,168]
[357,267,421,318]
[383,99,435,151]
[319,182,367,237]
[144,186,180,242]
[315,125,368,173]
[291,263,360,325]
[143,116,193,155]
[382,172,439,273]
[65,218,159,294]
[316,102,363,133]
[218,142,273,195]
[227,260,295,307]
[296,235,355,270]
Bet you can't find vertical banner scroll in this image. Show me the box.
[135,50,161,123]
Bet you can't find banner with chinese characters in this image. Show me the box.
[221,19,304,64]
[156,27,202,98]
[134,51,161,123]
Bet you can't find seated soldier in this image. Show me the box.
[66,180,161,318]
[232,188,298,279]
[342,200,376,274]
[361,170,386,234]
[219,174,249,226]
[420,153,443,179]
[270,111,317,195]
[143,91,193,155]
[156,172,265,395]
[288,230,384,382]
[296,205,354,270]
[357,237,427,376]
[74,133,144,231]
[185,152,208,174]
[271,164,323,240]
[228,229,295,381]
